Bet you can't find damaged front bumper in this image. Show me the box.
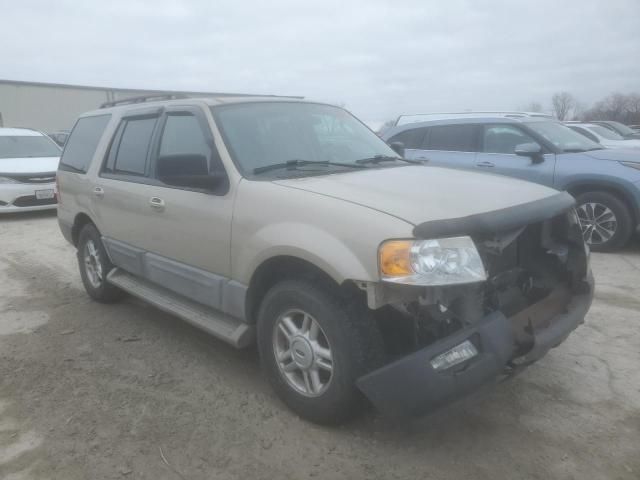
[356,271,594,417]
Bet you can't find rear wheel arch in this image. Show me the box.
[71,213,97,246]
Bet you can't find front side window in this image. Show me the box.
[482,125,536,154]
[159,114,211,158]
[112,117,157,175]
[388,127,428,149]
[425,125,477,152]
[213,102,398,176]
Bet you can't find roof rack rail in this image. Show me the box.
[395,111,553,126]
[100,93,190,109]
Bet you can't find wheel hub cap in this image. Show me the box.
[272,309,334,397]
[291,337,314,369]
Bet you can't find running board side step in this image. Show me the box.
[106,268,254,348]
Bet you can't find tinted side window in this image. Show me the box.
[113,117,157,175]
[388,127,427,149]
[426,125,477,152]
[159,114,210,158]
[482,125,536,154]
[60,115,111,173]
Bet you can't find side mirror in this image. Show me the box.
[514,142,544,164]
[157,154,225,191]
[389,141,405,158]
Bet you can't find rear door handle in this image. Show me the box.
[477,161,495,168]
[149,197,165,210]
[93,186,104,197]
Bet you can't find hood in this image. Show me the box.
[582,148,640,163]
[273,165,560,225]
[0,156,60,175]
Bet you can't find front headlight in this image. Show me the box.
[0,176,18,184]
[379,236,486,286]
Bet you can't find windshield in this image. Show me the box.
[588,125,624,140]
[212,102,398,176]
[0,135,61,159]
[524,121,602,152]
[603,121,635,136]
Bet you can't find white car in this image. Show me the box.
[567,123,640,149]
[0,128,61,213]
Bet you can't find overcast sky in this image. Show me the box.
[2,0,639,126]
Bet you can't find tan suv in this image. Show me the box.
[57,95,594,424]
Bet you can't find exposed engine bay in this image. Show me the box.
[369,209,590,359]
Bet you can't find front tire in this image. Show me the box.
[575,191,633,252]
[77,224,124,303]
[257,280,384,424]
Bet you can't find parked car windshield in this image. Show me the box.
[0,135,61,159]
[589,124,624,140]
[603,121,636,136]
[213,102,399,176]
[524,121,602,152]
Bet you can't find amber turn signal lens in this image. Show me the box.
[379,240,414,276]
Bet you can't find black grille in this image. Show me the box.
[12,195,57,207]
[2,172,56,184]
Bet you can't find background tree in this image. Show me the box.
[551,91,576,120]
[524,101,543,113]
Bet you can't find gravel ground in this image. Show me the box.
[1,210,639,480]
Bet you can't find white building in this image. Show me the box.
[0,79,291,132]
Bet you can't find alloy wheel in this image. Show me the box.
[576,202,618,246]
[272,309,334,397]
[83,239,103,288]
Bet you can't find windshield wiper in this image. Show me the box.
[253,159,366,175]
[355,155,425,165]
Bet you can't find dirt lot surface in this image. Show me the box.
[1,211,639,480]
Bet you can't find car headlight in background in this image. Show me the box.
[0,177,18,184]
[379,236,486,286]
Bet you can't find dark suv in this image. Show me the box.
[383,117,640,251]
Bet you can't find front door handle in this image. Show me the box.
[477,161,495,168]
[149,197,165,211]
[93,186,104,197]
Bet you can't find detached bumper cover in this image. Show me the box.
[357,273,594,417]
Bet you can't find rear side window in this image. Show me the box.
[388,127,428,149]
[60,115,111,173]
[425,125,477,152]
[112,117,157,175]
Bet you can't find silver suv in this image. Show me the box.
[57,96,593,424]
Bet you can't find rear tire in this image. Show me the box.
[257,280,384,425]
[575,191,633,252]
[77,223,124,303]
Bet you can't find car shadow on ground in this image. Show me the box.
[0,209,57,223]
